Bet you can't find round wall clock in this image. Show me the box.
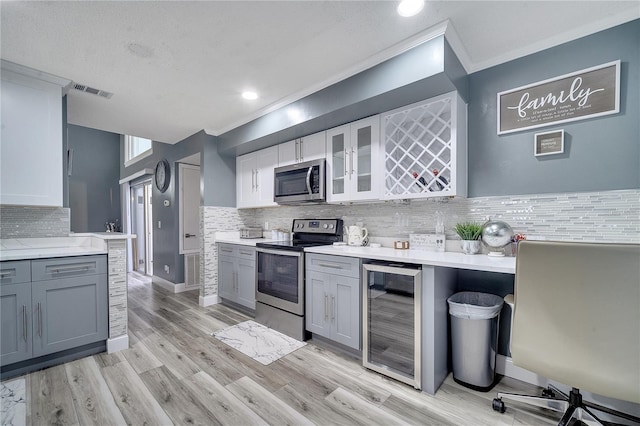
[155,159,171,193]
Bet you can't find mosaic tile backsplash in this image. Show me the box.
[0,206,70,238]
[210,189,639,244]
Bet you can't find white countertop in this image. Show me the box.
[215,231,279,247]
[71,232,136,240]
[304,245,516,274]
[0,236,113,261]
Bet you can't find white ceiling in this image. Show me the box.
[1,1,638,144]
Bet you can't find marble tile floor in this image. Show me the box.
[0,272,564,426]
[0,378,26,426]
[213,320,306,365]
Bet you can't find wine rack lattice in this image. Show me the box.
[383,96,453,198]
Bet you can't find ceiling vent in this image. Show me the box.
[71,83,113,99]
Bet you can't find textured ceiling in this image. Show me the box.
[1,1,638,144]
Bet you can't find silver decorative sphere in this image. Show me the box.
[481,220,514,256]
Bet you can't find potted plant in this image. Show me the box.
[454,222,483,254]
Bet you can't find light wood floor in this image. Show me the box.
[10,272,561,426]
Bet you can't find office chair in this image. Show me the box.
[492,241,640,425]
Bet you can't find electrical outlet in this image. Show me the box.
[164,265,170,274]
[526,235,546,241]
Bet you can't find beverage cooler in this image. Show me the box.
[362,261,422,389]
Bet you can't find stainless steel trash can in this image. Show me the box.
[447,291,504,389]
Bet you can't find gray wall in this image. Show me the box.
[67,124,121,233]
[122,129,235,284]
[202,138,235,207]
[467,19,639,197]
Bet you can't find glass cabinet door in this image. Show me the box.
[350,116,379,201]
[327,124,349,201]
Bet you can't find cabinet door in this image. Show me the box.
[255,145,278,207]
[236,257,256,310]
[326,124,350,203]
[299,131,326,163]
[0,283,32,365]
[32,274,108,357]
[305,270,330,338]
[331,276,361,350]
[278,139,298,167]
[218,255,236,302]
[236,153,257,208]
[349,116,380,202]
[1,68,64,207]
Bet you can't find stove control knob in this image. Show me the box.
[329,224,335,229]
[299,223,304,228]
[323,224,329,229]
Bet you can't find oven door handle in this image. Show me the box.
[256,247,302,257]
[306,166,313,195]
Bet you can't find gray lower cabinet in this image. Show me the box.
[1,260,33,365]
[306,254,361,350]
[218,244,256,310]
[0,255,108,368]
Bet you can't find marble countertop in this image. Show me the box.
[70,232,136,240]
[0,235,122,261]
[304,245,516,274]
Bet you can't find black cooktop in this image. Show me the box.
[255,240,332,252]
[255,219,343,252]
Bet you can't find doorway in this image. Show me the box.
[130,180,153,276]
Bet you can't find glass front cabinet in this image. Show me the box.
[326,115,380,203]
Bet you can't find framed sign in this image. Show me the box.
[498,60,620,135]
[534,130,564,156]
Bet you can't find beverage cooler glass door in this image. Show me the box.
[362,262,422,389]
[256,248,304,315]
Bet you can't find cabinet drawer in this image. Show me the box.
[218,244,256,261]
[31,255,107,282]
[1,261,31,285]
[218,243,237,256]
[306,254,360,278]
[236,247,255,261]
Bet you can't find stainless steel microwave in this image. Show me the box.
[274,159,325,205]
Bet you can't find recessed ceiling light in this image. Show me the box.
[397,0,424,17]
[242,91,258,100]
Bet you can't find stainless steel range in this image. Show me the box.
[255,219,343,341]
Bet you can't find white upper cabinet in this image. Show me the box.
[326,115,380,203]
[278,131,326,166]
[381,91,467,200]
[236,145,278,208]
[1,61,70,207]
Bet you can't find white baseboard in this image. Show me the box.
[199,294,220,307]
[152,275,193,293]
[107,334,129,353]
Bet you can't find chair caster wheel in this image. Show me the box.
[492,398,506,413]
[541,388,555,398]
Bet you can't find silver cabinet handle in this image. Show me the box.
[251,169,256,191]
[295,140,300,162]
[234,271,238,292]
[255,169,259,189]
[330,294,335,322]
[0,270,14,277]
[350,147,355,176]
[185,233,196,238]
[344,150,349,177]
[299,138,304,162]
[239,250,253,256]
[37,302,42,337]
[22,305,27,341]
[324,293,328,321]
[317,262,342,269]
[49,264,92,274]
